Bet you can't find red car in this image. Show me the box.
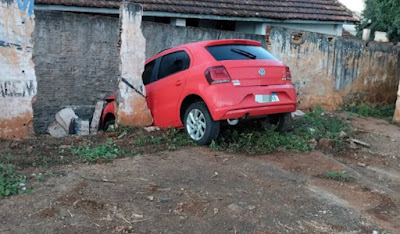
[101,39,297,145]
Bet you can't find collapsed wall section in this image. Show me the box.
[0,0,36,138]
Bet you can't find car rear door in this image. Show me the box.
[145,50,191,128]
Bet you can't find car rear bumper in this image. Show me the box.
[204,84,297,120]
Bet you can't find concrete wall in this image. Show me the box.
[116,3,153,127]
[141,21,266,60]
[394,82,400,123]
[33,11,119,133]
[236,21,343,36]
[268,27,400,110]
[0,0,37,138]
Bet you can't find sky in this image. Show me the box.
[339,0,365,13]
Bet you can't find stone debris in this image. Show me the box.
[228,202,256,212]
[55,108,78,133]
[90,100,105,135]
[144,126,160,133]
[47,108,94,137]
[73,118,90,136]
[47,121,68,138]
[350,139,371,148]
[291,110,306,118]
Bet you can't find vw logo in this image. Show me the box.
[259,68,266,76]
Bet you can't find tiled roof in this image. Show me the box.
[35,0,359,22]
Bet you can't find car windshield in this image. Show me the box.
[206,44,278,61]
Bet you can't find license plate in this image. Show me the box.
[255,93,280,103]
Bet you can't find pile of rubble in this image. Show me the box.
[47,101,104,137]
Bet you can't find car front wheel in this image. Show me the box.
[184,102,220,145]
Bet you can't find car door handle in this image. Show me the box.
[176,80,183,86]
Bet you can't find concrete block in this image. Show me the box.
[90,100,105,134]
[73,118,90,136]
[55,108,78,132]
[47,121,68,138]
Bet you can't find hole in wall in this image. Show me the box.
[291,32,303,44]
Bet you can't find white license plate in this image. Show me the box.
[255,93,280,103]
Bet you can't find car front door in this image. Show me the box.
[145,50,191,128]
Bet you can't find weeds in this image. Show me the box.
[0,164,28,198]
[71,139,126,163]
[133,128,193,151]
[343,104,395,118]
[212,108,352,155]
[325,171,355,182]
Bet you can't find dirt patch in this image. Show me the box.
[0,115,399,233]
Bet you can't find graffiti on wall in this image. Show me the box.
[17,0,34,16]
[0,80,36,97]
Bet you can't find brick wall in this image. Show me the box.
[33,11,120,133]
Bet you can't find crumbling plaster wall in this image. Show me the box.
[116,3,152,127]
[0,0,36,138]
[33,11,120,133]
[268,27,400,110]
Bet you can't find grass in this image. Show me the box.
[343,104,395,118]
[325,171,355,182]
[211,108,352,155]
[0,164,28,198]
[133,128,194,151]
[71,138,128,163]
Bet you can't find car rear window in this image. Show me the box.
[206,44,277,61]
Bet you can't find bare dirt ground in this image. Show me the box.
[0,116,399,234]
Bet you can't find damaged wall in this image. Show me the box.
[33,11,119,133]
[116,3,152,127]
[0,0,36,138]
[268,27,400,110]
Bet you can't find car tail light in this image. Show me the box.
[205,66,231,85]
[284,66,292,81]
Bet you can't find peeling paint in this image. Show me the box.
[116,2,153,127]
[269,27,400,110]
[0,0,36,139]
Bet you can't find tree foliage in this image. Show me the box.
[357,0,400,42]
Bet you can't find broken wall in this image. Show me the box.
[0,0,36,138]
[268,27,400,110]
[33,11,120,133]
[116,3,152,127]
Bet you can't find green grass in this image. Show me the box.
[133,128,194,151]
[343,104,395,118]
[325,171,355,182]
[212,109,352,155]
[0,164,28,198]
[71,138,127,163]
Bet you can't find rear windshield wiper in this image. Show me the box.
[231,48,257,59]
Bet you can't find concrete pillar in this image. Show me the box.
[0,0,37,139]
[170,18,186,27]
[393,81,400,123]
[255,23,267,35]
[116,3,153,127]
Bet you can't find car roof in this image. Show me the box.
[147,39,262,62]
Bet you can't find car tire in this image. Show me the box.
[275,112,292,133]
[184,102,220,145]
[103,116,115,132]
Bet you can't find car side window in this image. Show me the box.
[142,60,156,85]
[158,51,190,80]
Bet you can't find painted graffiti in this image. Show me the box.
[17,0,34,16]
[0,80,36,97]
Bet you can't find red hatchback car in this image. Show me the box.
[101,39,297,145]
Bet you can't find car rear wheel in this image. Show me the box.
[260,113,292,133]
[184,102,220,145]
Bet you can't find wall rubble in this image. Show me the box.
[0,0,36,138]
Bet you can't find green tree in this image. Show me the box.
[357,0,400,42]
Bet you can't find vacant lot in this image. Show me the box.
[0,115,399,233]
